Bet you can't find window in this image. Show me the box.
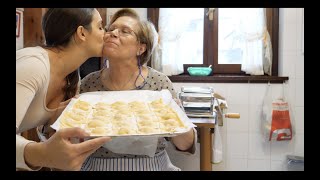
[148,8,280,78]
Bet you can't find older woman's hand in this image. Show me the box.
[24,127,111,171]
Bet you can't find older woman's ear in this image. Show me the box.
[137,44,146,56]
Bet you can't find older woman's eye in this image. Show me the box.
[121,28,132,34]
[106,27,115,32]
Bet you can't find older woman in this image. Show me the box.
[80,8,196,171]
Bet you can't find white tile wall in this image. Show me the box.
[295,54,304,78]
[296,8,304,54]
[227,104,249,133]
[226,84,249,105]
[281,8,297,24]
[294,107,304,134]
[247,159,270,171]
[249,84,267,106]
[271,160,286,171]
[293,133,304,156]
[281,52,297,79]
[295,78,304,106]
[282,24,298,52]
[168,8,304,171]
[248,105,263,133]
[227,132,249,159]
[248,133,270,160]
[227,158,248,171]
[271,140,295,161]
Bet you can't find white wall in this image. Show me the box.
[167,8,304,171]
[16,8,24,50]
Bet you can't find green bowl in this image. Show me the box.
[187,67,212,76]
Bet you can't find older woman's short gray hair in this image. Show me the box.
[137,20,159,65]
[106,8,158,65]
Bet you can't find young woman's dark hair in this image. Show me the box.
[42,8,95,100]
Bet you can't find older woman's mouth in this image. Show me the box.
[105,41,119,47]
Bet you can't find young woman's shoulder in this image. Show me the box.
[16,46,50,86]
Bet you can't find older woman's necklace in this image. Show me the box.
[107,70,136,91]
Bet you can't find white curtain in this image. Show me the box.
[152,8,203,76]
[152,8,272,76]
[237,8,272,75]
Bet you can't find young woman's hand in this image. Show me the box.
[25,127,111,171]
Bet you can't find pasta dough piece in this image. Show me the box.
[152,108,174,115]
[93,102,111,110]
[158,113,178,120]
[70,108,90,117]
[117,109,133,116]
[137,120,159,128]
[112,120,135,127]
[63,111,87,122]
[133,109,153,115]
[160,126,176,133]
[111,101,128,108]
[138,127,160,134]
[60,119,75,128]
[150,98,164,106]
[90,116,112,123]
[116,127,137,135]
[91,127,112,136]
[87,120,106,128]
[113,114,134,121]
[60,117,83,128]
[136,114,157,121]
[160,119,180,127]
[73,100,91,111]
[129,101,146,108]
[92,109,114,117]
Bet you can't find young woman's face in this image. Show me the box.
[103,16,141,61]
[85,9,105,57]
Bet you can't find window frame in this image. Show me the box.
[148,8,287,83]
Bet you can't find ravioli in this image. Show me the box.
[58,98,186,136]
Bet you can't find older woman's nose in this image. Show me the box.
[109,29,120,37]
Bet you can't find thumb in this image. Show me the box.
[58,127,89,139]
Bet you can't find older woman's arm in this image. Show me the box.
[171,128,196,152]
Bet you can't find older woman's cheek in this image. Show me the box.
[102,45,110,56]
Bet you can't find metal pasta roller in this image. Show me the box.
[178,87,215,118]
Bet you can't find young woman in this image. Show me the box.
[16,8,111,171]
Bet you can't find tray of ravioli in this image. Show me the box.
[51,90,196,137]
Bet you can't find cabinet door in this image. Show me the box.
[23,8,46,48]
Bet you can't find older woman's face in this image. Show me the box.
[103,16,140,60]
